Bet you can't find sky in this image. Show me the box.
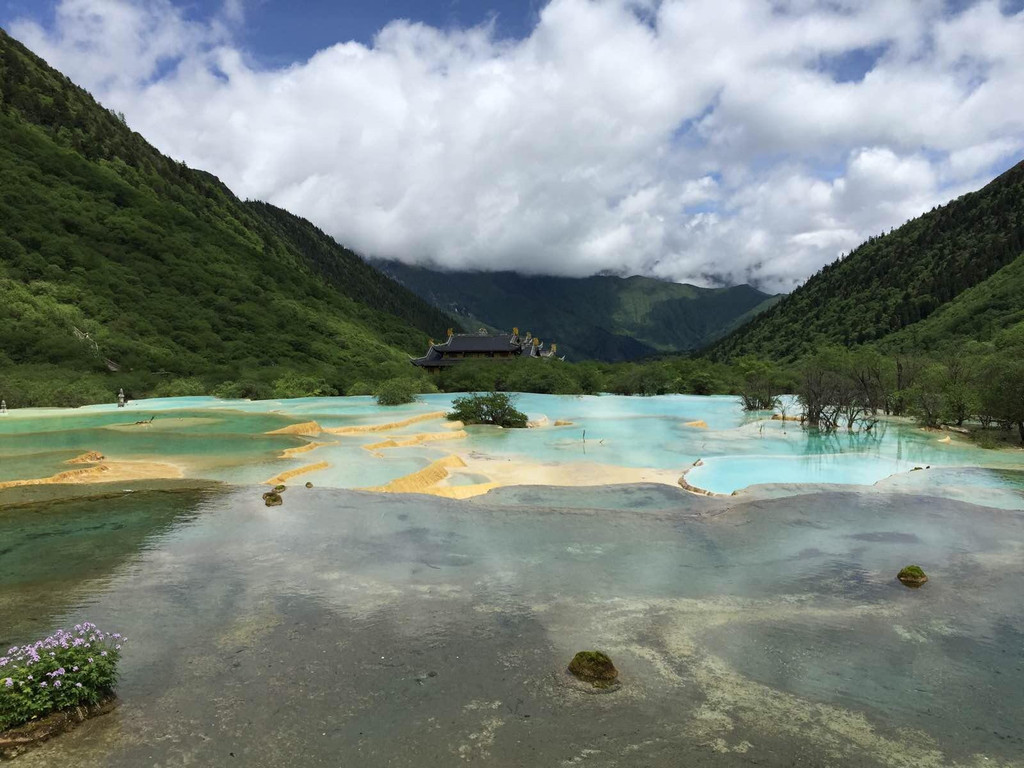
[3,0,1024,292]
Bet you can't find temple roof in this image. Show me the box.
[433,333,521,353]
[411,330,555,367]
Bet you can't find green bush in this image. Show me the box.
[504,362,578,394]
[153,377,207,398]
[973,430,1002,450]
[346,380,374,396]
[374,378,418,406]
[211,380,273,400]
[448,392,528,428]
[1,624,123,731]
[271,373,338,399]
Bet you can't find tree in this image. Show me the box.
[447,392,528,428]
[939,355,978,427]
[374,378,418,406]
[736,357,782,411]
[909,365,946,428]
[980,357,1024,443]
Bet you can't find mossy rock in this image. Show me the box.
[305,482,313,489]
[568,651,618,688]
[897,565,928,587]
[262,491,283,507]
[273,484,287,493]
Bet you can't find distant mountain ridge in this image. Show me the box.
[372,261,780,362]
[710,158,1024,360]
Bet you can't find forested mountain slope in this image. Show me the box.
[0,28,451,404]
[710,159,1024,360]
[373,261,779,362]
[880,251,1024,352]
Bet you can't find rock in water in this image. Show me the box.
[897,565,928,587]
[305,482,313,489]
[262,491,283,507]
[274,484,287,493]
[568,651,619,687]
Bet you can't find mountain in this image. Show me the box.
[371,261,780,362]
[710,159,1024,361]
[0,28,452,404]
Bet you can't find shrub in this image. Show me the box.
[686,370,720,396]
[505,362,578,395]
[346,381,374,396]
[448,392,528,428]
[153,377,207,398]
[1,623,124,731]
[271,374,338,399]
[211,380,272,400]
[374,378,418,406]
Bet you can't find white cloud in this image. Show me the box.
[9,0,1024,291]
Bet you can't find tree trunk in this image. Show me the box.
[1018,421,1024,445]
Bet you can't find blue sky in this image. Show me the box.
[2,0,546,65]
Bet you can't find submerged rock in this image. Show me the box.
[262,491,283,507]
[568,651,619,688]
[273,484,287,493]
[305,481,313,489]
[897,565,928,587]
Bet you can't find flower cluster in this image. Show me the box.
[0,623,124,731]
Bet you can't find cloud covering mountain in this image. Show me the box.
[9,0,1024,291]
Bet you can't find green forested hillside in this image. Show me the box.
[373,261,778,361]
[0,28,451,405]
[880,252,1024,352]
[711,159,1024,360]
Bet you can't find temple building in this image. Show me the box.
[411,328,561,372]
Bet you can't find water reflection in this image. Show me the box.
[2,485,1022,767]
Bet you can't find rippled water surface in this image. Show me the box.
[2,484,1023,766]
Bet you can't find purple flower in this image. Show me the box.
[100,651,108,657]
[87,658,93,664]
[75,683,83,688]
[72,666,79,672]
[3,678,12,688]
[39,681,47,688]
[53,680,62,688]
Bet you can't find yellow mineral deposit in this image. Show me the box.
[362,430,468,454]
[279,441,337,459]
[66,451,105,464]
[323,411,447,435]
[266,421,323,436]
[0,460,183,490]
[263,461,330,486]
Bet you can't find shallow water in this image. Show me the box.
[2,395,1023,763]
[2,484,1023,766]
[1,394,1022,501]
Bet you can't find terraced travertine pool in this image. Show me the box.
[1,393,1022,503]
[1,394,1022,766]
